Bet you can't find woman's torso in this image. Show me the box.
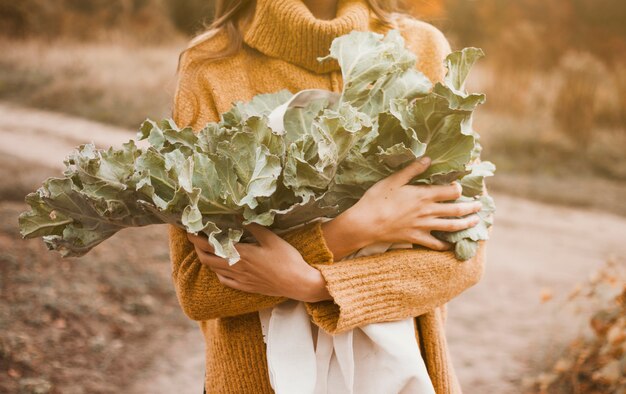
[173,1,454,392]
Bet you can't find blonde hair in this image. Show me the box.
[179,0,400,66]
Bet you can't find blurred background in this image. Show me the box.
[0,0,624,393]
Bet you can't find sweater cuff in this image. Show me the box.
[304,251,414,334]
[280,221,334,266]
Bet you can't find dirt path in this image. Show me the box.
[447,195,626,392]
[3,103,626,393]
[0,103,142,170]
[127,329,206,394]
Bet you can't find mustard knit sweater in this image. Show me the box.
[169,0,487,392]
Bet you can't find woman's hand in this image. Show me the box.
[322,157,482,259]
[186,223,332,303]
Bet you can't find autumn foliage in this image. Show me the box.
[531,259,626,393]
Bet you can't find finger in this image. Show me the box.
[210,266,241,278]
[216,273,254,293]
[427,201,482,218]
[243,222,277,246]
[210,267,253,286]
[385,157,431,186]
[215,273,245,290]
[422,215,480,232]
[234,243,258,261]
[187,233,215,254]
[420,182,463,202]
[197,252,231,270]
[413,234,451,251]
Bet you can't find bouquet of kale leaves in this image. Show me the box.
[19,30,495,264]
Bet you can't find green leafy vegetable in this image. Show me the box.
[19,30,495,263]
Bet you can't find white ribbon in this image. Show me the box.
[258,238,435,394]
[258,92,435,394]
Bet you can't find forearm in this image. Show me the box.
[305,241,487,334]
[169,221,335,320]
[169,225,286,320]
[320,209,373,260]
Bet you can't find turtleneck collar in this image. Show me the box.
[241,0,375,73]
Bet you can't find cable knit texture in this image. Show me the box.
[169,0,487,392]
[243,0,371,73]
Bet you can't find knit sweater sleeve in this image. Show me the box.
[168,53,333,321]
[169,222,332,321]
[302,241,486,334]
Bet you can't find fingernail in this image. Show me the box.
[418,156,430,164]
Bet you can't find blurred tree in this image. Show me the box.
[0,0,176,42]
[441,0,626,67]
[166,0,214,35]
[570,0,626,62]
[0,0,57,37]
[1,0,625,66]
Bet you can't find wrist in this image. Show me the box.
[298,266,332,303]
[321,208,375,260]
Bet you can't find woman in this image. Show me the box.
[170,0,487,392]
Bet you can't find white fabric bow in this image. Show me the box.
[258,242,436,394]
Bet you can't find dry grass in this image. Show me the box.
[614,65,626,131]
[0,160,194,394]
[527,258,626,393]
[0,0,179,42]
[553,52,606,147]
[480,118,626,214]
[467,50,626,215]
[474,109,626,182]
[0,38,184,128]
[469,53,626,215]
[0,148,196,393]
